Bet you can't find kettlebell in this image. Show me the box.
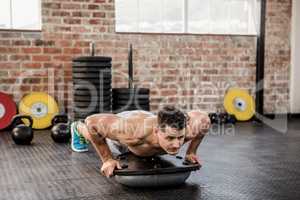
[226,114,236,124]
[11,115,34,145]
[219,113,228,124]
[209,113,218,124]
[51,114,71,143]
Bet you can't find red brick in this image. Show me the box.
[10,55,31,61]
[32,55,51,62]
[63,18,81,24]
[88,4,99,10]
[0,47,19,54]
[93,12,106,18]
[161,90,178,96]
[22,63,42,68]
[43,48,62,54]
[53,55,72,62]
[12,40,31,46]
[63,48,82,54]
[43,3,61,9]
[22,48,41,54]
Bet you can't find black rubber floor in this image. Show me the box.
[1,120,300,200]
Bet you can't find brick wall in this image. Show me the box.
[0,0,291,115]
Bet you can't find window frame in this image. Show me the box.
[115,0,260,36]
[0,0,42,32]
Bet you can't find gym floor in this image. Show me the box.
[1,120,300,200]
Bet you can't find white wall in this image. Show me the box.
[290,0,300,113]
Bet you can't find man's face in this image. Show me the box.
[156,126,185,155]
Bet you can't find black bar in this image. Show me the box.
[255,0,267,117]
[128,44,133,89]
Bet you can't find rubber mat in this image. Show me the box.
[0,121,300,200]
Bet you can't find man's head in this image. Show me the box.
[155,106,189,155]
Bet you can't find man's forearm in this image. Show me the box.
[186,134,204,155]
[89,133,113,163]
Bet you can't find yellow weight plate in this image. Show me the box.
[19,92,59,129]
[224,88,255,121]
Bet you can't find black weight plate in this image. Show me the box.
[74,101,111,106]
[112,94,149,100]
[72,71,111,75]
[73,92,111,98]
[74,95,111,100]
[74,82,111,91]
[74,90,111,96]
[74,106,111,112]
[113,105,150,111]
[112,104,150,109]
[73,79,112,85]
[73,81,112,89]
[73,67,111,73]
[112,100,150,105]
[74,111,111,119]
[73,56,112,63]
[112,88,150,95]
[73,62,111,66]
[73,74,112,79]
[73,81,112,86]
[74,104,111,110]
[74,95,111,102]
[73,73,112,79]
[74,103,111,109]
[112,108,150,113]
[73,89,111,94]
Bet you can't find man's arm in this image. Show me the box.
[84,115,122,177]
[86,124,114,163]
[185,111,211,164]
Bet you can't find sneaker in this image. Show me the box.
[71,121,88,152]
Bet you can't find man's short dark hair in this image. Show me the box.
[157,106,188,131]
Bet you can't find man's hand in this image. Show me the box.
[100,159,122,178]
[185,153,202,165]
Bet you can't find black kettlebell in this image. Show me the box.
[51,114,71,143]
[11,115,34,145]
[226,114,236,124]
[219,113,228,124]
[209,113,218,124]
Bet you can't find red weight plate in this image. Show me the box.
[0,92,17,130]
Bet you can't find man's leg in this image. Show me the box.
[71,121,89,152]
[73,121,129,154]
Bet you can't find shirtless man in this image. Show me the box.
[70,106,211,178]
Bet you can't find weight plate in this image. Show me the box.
[0,92,17,130]
[112,107,150,113]
[72,71,112,78]
[112,93,149,100]
[112,100,149,105]
[73,83,111,90]
[112,88,150,95]
[223,88,255,121]
[74,101,111,107]
[74,107,111,115]
[74,105,108,110]
[74,95,111,102]
[73,56,112,63]
[73,79,112,85]
[73,73,112,79]
[19,92,59,129]
[113,105,150,111]
[74,90,111,97]
[72,66,111,71]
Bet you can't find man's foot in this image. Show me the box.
[71,121,88,152]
